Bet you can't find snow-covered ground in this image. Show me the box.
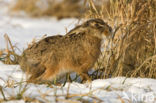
[0,62,156,103]
[0,1,156,103]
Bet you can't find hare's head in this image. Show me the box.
[82,18,112,39]
[66,18,112,39]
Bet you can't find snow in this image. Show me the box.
[0,1,156,103]
[0,64,156,103]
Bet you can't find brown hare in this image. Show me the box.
[19,18,112,83]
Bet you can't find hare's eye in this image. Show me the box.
[95,23,99,27]
[95,23,104,29]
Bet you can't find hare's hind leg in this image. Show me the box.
[79,72,91,83]
[35,65,59,83]
[75,63,92,83]
[27,64,46,83]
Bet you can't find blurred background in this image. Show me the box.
[9,0,110,19]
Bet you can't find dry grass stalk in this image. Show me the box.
[0,86,7,101]
[56,98,80,103]
[0,34,19,64]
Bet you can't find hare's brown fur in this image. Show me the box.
[19,18,112,82]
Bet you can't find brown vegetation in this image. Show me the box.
[90,0,156,79]
[0,34,18,64]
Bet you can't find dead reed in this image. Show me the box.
[0,34,19,64]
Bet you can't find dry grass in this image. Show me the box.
[0,79,111,103]
[0,34,19,64]
[89,0,156,79]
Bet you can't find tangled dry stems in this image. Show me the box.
[90,0,156,79]
[0,34,19,64]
